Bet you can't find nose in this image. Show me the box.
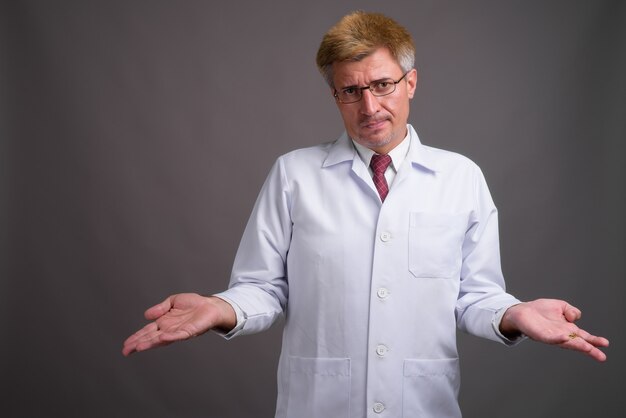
[359,88,380,115]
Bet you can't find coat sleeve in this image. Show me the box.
[455,164,523,345]
[213,157,292,338]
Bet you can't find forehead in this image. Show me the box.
[332,47,403,86]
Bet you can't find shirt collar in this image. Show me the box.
[351,131,410,173]
[323,124,440,173]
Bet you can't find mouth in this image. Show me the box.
[360,118,388,130]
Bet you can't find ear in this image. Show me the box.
[406,68,418,99]
[330,87,341,106]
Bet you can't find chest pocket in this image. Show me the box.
[408,212,468,279]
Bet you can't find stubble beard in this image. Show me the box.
[353,114,399,151]
[356,135,393,150]
[353,126,396,151]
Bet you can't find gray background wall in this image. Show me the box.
[1,1,624,417]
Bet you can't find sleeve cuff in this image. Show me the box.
[492,304,527,346]
[211,294,247,340]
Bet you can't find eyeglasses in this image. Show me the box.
[333,72,409,104]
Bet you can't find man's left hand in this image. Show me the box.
[500,298,609,362]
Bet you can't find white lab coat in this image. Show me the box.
[216,125,520,418]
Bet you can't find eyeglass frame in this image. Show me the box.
[333,71,410,104]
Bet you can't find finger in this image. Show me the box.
[588,347,607,362]
[561,330,609,361]
[122,322,160,356]
[123,322,159,346]
[122,344,136,357]
[127,321,199,354]
[134,333,173,353]
[144,296,175,320]
[561,338,607,362]
[159,329,195,342]
[563,304,582,322]
[129,325,176,353]
[570,328,610,348]
[588,335,610,347]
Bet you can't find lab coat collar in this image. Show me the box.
[322,125,440,173]
[322,131,357,168]
[405,125,440,173]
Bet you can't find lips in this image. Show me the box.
[360,118,389,130]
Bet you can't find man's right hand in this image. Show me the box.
[122,293,236,356]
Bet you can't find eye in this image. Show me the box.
[342,87,357,96]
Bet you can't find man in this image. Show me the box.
[123,11,608,418]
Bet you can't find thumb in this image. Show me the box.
[563,303,582,323]
[144,295,175,320]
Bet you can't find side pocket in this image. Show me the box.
[408,212,468,279]
[286,357,351,418]
[402,358,461,418]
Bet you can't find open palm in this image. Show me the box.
[122,293,231,356]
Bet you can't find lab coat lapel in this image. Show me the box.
[323,132,379,198]
[395,126,440,185]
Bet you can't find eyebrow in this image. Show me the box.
[339,77,395,90]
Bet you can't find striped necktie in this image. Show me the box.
[370,154,392,202]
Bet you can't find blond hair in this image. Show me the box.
[316,11,415,87]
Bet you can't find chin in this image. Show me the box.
[358,133,393,149]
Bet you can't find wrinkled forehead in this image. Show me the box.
[331,48,403,87]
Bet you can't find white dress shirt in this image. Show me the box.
[352,130,411,187]
[215,125,521,418]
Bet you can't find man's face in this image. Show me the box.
[331,47,417,154]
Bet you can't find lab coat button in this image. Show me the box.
[373,402,385,413]
[380,232,391,242]
[377,288,389,299]
[375,344,388,356]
